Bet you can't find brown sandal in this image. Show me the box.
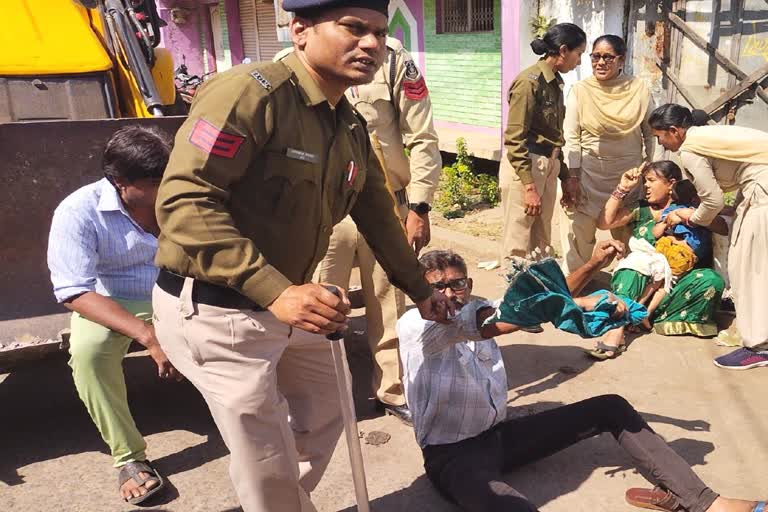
[625,487,682,511]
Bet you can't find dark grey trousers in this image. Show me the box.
[422,394,718,512]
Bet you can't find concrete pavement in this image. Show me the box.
[2,228,765,511]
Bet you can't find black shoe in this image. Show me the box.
[520,324,544,333]
[378,402,412,426]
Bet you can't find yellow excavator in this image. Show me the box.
[0,0,186,368]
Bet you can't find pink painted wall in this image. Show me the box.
[224,0,245,64]
[157,3,208,76]
[403,0,426,71]
[501,0,521,139]
[157,0,244,76]
[435,120,498,135]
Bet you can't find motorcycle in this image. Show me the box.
[174,57,215,109]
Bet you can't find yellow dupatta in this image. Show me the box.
[681,125,768,164]
[574,74,650,139]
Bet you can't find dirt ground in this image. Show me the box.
[431,203,567,257]
[431,205,506,243]
[2,226,766,512]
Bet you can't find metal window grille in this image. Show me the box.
[438,0,494,34]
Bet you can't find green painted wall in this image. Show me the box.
[423,0,502,128]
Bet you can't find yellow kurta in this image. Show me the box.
[559,75,655,274]
[563,75,656,217]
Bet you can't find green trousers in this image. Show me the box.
[68,298,151,467]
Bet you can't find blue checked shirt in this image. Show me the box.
[397,300,509,448]
[47,178,159,303]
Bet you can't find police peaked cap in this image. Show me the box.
[283,0,389,17]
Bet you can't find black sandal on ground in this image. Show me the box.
[118,460,165,505]
[585,342,627,361]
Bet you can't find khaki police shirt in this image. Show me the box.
[345,37,441,204]
[155,52,433,307]
[504,60,567,185]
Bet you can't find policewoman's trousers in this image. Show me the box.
[499,150,560,261]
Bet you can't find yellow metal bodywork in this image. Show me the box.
[114,47,177,118]
[1,0,176,118]
[1,0,112,75]
[152,49,177,106]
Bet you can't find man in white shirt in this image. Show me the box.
[397,243,762,512]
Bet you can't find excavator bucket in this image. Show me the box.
[0,117,185,370]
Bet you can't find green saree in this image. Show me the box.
[611,206,725,337]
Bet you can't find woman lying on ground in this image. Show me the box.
[588,160,728,359]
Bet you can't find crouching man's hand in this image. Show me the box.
[137,325,183,381]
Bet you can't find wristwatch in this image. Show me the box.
[409,202,431,215]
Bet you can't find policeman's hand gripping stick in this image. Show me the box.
[324,285,371,512]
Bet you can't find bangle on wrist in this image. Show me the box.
[611,186,629,201]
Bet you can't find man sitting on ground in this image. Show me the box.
[397,241,765,512]
[47,126,180,505]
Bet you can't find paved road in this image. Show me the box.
[3,232,766,511]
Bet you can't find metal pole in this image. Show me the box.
[325,286,370,512]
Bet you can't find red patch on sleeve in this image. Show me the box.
[189,118,245,159]
[403,77,428,101]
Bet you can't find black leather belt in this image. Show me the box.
[526,141,556,157]
[156,269,264,311]
[394,188,408,205]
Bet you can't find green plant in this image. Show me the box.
[434,138,500,218]
[477,174,500,206]
[530,14,556,39]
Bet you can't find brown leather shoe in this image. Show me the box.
[625,487,682,511]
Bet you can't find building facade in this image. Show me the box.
[156,0,548,161]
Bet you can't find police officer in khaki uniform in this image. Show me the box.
[151,2,453,511]
[276,37,441,423]
[500,23,587,266]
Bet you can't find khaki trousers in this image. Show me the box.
[558,208,632,275]
[729,181,768,348]
[152,282,343,512]
[313,203,409,407]
[499,151,560,261]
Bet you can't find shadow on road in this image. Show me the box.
[0,353,225,493]
[337,407,714,512]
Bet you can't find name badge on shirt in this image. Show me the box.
[286,147,319,164]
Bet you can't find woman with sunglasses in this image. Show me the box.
[500,23,587,271]
[560,35,656,277]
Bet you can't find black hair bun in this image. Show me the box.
[691,109,712,126]
[530,38,550,55]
